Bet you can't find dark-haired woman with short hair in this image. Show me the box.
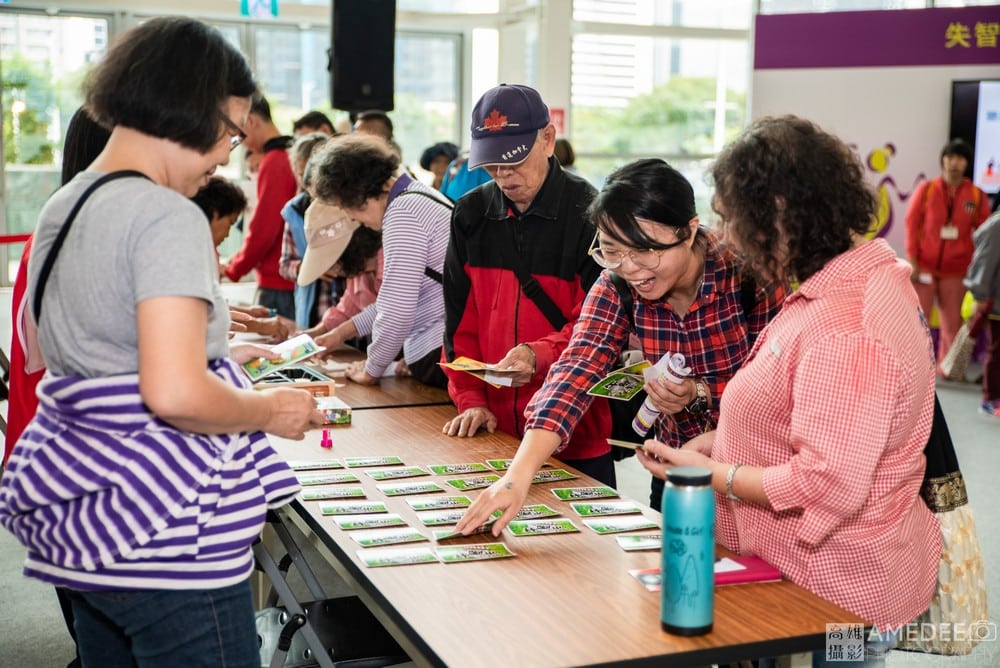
[0,18,322,667]
[455,157,785,531]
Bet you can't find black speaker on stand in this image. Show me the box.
[330,0,396,112]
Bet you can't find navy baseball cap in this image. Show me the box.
[468,84,550,169]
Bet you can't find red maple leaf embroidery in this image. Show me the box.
[483,109,507,132]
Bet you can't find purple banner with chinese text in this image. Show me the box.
[755,7,1000,70]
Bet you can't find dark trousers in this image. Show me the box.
[985,318,1000,402]
[256,288,295,321]
[406,346,448,389]
[564,452,616,488]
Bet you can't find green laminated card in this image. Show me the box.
[287,460,344,471]
[344,456,404,468]
[552,486,619,501]
[531,469,577,484]
[615,534,662,551]
[350,527,428,548]
[582,516,658,534]
[427,463,490,475]
[377,481,445,496]
[570,500,642,517]
[512,504,560,520]
[301,487,366,501]
[297,471,360,486]
[435,543,516,564]
[319,501,388,515]
[406,496,472,511]
[507,518,580,536]
[415,509,466,526]
[242,333,324,382]
[365,466,430,481]
[334,514,406,531]
[444,474,501,491]
[357,546,438,568]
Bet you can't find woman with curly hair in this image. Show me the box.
[639,116,940,645]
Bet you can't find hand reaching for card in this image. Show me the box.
[455,474,529,538]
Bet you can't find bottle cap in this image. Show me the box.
[666,466,711,486]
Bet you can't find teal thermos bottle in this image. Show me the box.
[660,466,714,635]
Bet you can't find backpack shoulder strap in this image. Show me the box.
[33,170,151,323]
[609,273,635,330]
[739,271,758,318]
[395,188,452,285]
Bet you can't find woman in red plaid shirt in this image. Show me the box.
[642,116,941,640]
[456,157,785,523]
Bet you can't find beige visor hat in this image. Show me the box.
[297,200,359,286]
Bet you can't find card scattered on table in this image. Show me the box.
[377,481,445,496]
[435,543,516,563]
[552,486,619,501]
[297,471,360,486]
[287,460,344,471]
[512,504,560,520]
[427,463,490,475]
[485,459,512,471]
[357,546,438,568]
[334,514,407,531]
[365,466,430,481]
[583,516,658,534]
[350,527,428,548]
[319,501,388,515]
[570,500,643,517]
[301,487,366,501]
[406,495,472,511]
[507,518,580,536]
[416,509,466,526]
[615,534,661,551]
[344,456,404,468]
[444,474,501,491]
[532,469,578,484]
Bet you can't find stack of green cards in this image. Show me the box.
[301,487,366,501]
[377,481,445,496]
[531,469,578,484]
[582,516,658,534]
[570,500,643,517]
[365,466,430,481]
[444,474,501,491]
[406,495,471,511]
[552,486,619,501]
[357,546,437,568]
[319,501,388,515]
[297,471,360,485]
[427,463,490,475]
[507,518,579,536]
[333,514,406,531]
[287,460,344,471]
[615,534,662,551]
[586,361,650,400]
[344,456,404,468]
[435,543,516,563]
[350,527,428,547]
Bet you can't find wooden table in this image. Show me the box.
[270,404,866,668]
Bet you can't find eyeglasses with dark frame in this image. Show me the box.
[587,231,685,270]
[219,113,247,152]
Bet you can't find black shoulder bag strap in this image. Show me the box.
[33,170,151,323]
[498,225,568,330]
[395,189,453,284]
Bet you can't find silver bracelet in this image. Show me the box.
[726,464,743,501]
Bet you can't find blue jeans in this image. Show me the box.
[65,580,259,668]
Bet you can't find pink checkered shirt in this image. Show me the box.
[714,239,941,629]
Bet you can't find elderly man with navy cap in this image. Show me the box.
[440,83,615,487]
